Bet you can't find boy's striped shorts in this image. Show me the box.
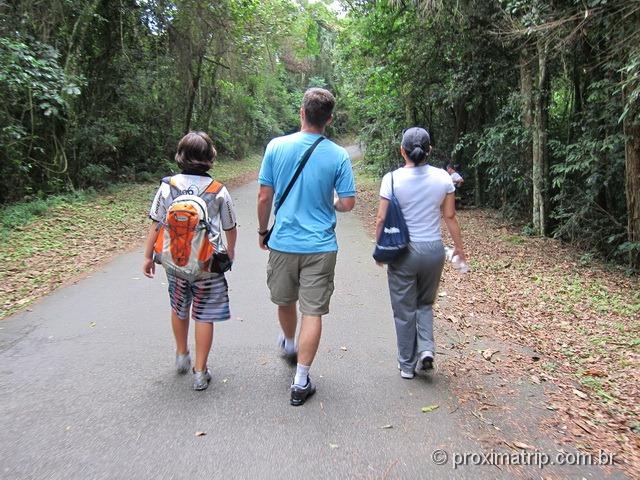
[166,272,230,323]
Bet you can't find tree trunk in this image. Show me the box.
[451,97,468,166]
[184,50,204,135]
[474,99,488,207]
[623,111,640,270]
[474,165,483,206]
[404,101,415,126]
[532,39,549,236]
[520,51,534,216]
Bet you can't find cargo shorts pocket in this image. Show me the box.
[298,252,337,316]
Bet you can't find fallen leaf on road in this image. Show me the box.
[573,419,593,434]
[481,349,499,361]
[421,405,439,413]
[380,424,393,429]
[195,431,206,437]
[573,388,588,400]
[513,441,535,450]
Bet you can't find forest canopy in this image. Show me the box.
[335,0,640,269]
[0,0,339,199]
[1,0,639,269]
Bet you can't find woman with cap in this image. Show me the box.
[375,126,467,379]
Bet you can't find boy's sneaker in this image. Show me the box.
[175,352,191,374]
[417,351,434,371]
[290,377,316,406]
[397,363,415,379]
[277,333,297,365]
[193,368,212,391]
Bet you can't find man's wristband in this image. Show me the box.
[257,228,269,235]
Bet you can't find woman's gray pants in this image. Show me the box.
[386,241,445,372]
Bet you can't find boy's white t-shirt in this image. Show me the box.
[380,165,455,242]
[149,173,237,239]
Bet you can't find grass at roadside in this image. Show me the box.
[0,154,261,319]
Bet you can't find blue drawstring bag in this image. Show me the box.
[373,173,409,263]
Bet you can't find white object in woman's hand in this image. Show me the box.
[451,254,469,274]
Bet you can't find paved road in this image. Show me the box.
[0,172,623,479]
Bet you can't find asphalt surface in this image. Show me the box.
[0,170,626,479]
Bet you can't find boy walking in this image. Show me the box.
[257,88,356,406]
[143,131,237,391]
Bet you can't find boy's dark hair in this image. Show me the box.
[175,131,217,173]
[302,88,335,127]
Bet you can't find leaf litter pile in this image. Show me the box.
[0,157,260,319]
[355,177,639,476]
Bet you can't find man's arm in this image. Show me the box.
[334,196,355,212]
[257,185,274,250]
[334,154,356,212]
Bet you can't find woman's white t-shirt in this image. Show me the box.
[379,165,455,242]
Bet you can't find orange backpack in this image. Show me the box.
[153,177,224,281]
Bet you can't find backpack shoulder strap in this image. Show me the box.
[202,180,224,197]
[274,136,324,215]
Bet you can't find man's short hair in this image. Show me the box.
[302,88,335,127]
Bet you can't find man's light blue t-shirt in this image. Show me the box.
[258,132,356,254]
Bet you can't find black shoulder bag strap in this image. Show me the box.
[263,136,325,247]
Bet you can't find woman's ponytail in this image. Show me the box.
[408,146,427,165]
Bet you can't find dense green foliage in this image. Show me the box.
[336,0,640,268]
[2,0,639,269]
[0,0,338,202]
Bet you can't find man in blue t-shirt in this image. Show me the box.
[257,88,356,406]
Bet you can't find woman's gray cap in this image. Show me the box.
[401,127,431,151]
